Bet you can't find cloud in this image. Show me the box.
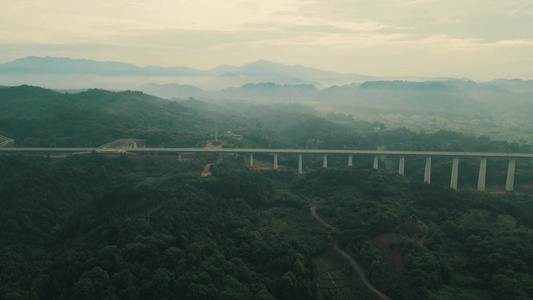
[0,0,532,79]
[3,0,531,44]
[496,39,533,46]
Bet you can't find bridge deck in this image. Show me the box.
[1,147,533,158]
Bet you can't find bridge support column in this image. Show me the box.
[298,154,303,174]
[398,156,405,176]
[274,154,278,170]
[373,155,379,169]
[424,157,431,184]
[250,153,254,167]
[450,157,459,190]
[348,155,353,167]
[323,154,328,168]
[505,159,515,191]
[477,158,487,191]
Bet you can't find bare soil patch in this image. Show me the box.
[201,163,213,176]
[373,233,404,269]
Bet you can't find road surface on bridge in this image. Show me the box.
[2,147,533,158]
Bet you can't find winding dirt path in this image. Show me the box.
[310,206,392,300]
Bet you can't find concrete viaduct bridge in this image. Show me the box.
[2,147,533,191]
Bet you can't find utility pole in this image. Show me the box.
[215,119,218,141]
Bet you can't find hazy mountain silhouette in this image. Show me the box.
[1,57,531,114]
[214,82,319,100]
[484,79,533,94]
[0,56,379,90]
[0,56,200,76]
[209,59,379,86]
[141,82,204,99]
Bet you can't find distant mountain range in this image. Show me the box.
[1,56,533,103]
[0,56,378,91]
[0,56,201,76]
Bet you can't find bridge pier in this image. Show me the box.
[373,155,379,169]
[477,158,487,191]
[398,156,405,176]
[424,157,431,184]
[250,153,254,167]
[274,154,278,170]
[298,154,303,174]
[323,154,328,168]
[505,159,515,191]
[450,157,459,190]
[348,154,353,167]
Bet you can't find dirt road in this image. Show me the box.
[310,206,392,300]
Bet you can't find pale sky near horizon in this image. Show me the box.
[1,0,532,80]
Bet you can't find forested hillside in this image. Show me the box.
[1,152,532,299]
[0,85,207,147]
[1,84,533,299]
[1,84,531,153]
[0,154,323,299]
[2,84,533,192]
[293,168,533,299]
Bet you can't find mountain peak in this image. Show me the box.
[239,60,292,70]
[0,56,380,89]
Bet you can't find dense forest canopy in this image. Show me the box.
[1,84,533,299]
[0,86,206,147]
[1,84,531,151]
[0,154,322,299]
[2,84,533,192]
[1,153,532,299]
[294,167,533,299]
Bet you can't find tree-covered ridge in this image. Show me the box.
[2,83,533,193]
[2,85,532,155]
[0,154,325,299]
[0,85,207,147]
[293,168,533,299]
[1,152,532,299]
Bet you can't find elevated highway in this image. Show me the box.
[1,147,532,191]
[1,147,533,158]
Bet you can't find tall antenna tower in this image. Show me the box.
[215,119,218,141]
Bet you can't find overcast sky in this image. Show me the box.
[1,0,532,80]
